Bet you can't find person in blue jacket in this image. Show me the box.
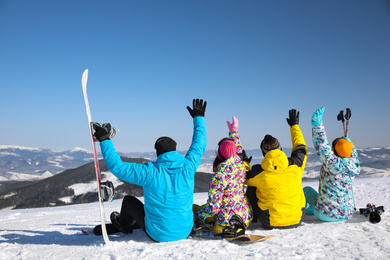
[92,99,207,242]
[303,106,360,222]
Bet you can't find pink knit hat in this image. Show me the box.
[218,140,237,159]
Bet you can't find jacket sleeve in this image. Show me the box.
[245,164,263,187]
[229,132,243,156]
[100,140,151,186]
[194,166,229,220]
[184,116,207,174]
[349,147,361,177]
[312,123,338,166]
[289,124,307,168]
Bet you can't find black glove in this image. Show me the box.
[286,109,300,127]
[187,99,207,118]
[92,122,115,142]
[242,149,252,164]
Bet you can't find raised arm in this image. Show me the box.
[227,116,243,155]
[92,122,151,186]
[286,109,307,168]
[185,99,207,172]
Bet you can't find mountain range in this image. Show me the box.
[2,145,390,182]
[0,145,389,210]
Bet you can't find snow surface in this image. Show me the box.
[0,177,389,260]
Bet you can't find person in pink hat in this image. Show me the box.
[193,116,253,234]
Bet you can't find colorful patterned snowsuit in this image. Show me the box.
[194,132,253,229]
[311,123,360,220]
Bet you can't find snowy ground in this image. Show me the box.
[1,177,389,260]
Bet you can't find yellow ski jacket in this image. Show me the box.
[245,124,307,228]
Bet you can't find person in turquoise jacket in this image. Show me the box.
[303,106,360,222]
[92,99,207,242]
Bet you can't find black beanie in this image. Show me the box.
[155,136,177,157]
[260,134,281,156]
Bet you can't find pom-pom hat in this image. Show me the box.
[260,134,281,156]
[218,140,237,159]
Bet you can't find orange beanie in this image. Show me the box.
[332,138,353,158]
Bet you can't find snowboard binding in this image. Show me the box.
[100,181,115,202]
[359,203,385,224]
[91,122,117,142]
[221,214,246,238]
[191,219,213,235]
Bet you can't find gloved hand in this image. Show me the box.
[187,99,207,118]
[242,149,252,164]
[311,106,325,126]
[286,109,300,127]
[226,116,239,132]
[92,122,116,142]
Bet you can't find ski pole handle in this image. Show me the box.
[345,108,351,120]
[337,110,345,122]
[345,108,351,137]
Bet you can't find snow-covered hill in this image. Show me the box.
[1,145,390,182]
[0,177,389,259]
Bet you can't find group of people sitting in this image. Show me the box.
[91,99,360,242]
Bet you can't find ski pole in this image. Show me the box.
[345,108,351,137]
[337,110,346,136]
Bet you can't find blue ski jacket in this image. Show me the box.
[99,116,207,242]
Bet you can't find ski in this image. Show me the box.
[81,69,110,244]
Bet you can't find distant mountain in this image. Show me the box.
[1,145,390,183]
[0,145,95,182]
[0,156,212,210]
[0,145,156,182]
[200,147,390,178]
[0,145,389,210]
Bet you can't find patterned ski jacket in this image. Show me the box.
[194,132,253,228]
[245,125,307,228]
[100,117,206,242]
[312,123,360,220]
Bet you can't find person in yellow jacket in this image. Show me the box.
[245,109,307,229]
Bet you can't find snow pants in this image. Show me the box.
[245,186,273,229]
[118,195,156,241]
[118,195,144,231]
[303,186,347,222]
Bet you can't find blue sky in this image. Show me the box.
[0,0,389,153]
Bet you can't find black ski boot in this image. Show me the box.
[93,224,120,236]
[110,211,125,233]
[110,211,136,234]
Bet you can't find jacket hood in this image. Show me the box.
[155,151,184,170]
[261,149,289,172]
